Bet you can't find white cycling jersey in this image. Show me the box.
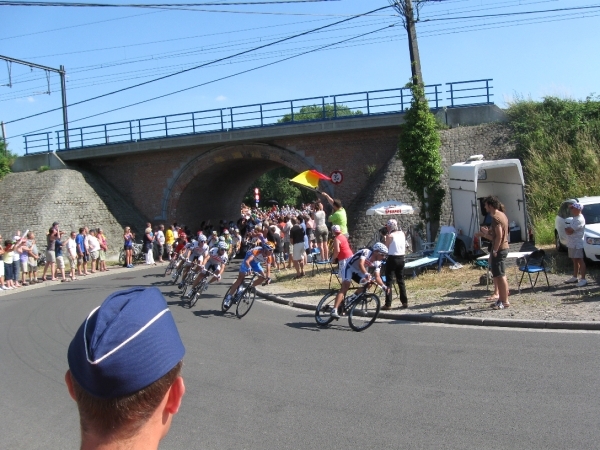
[207,247,229,266]
[345,248,383,275]
[191,242,209,259]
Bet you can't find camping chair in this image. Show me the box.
[310,249,341,288]
[404,232,458,277]
[517,249,550,293]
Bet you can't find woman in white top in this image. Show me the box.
[313,202,329,261]
[383,219,408,309]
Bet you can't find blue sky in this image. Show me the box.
[1,0,599,154]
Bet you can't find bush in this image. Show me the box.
[0,141,15,180]
[37,165,50,172]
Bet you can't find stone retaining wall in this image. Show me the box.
[0,169,148,258]
[348,123,516,248]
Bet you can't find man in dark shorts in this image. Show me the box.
[477,196,510,309]
[65,287,186,449]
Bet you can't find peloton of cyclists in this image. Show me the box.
[185,241,230,298]
[222,241,275,309]
[178,235,209,289]
[330,242,390,319]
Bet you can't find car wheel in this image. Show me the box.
[555,231,566,252]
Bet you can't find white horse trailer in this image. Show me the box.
[449,155,530,258]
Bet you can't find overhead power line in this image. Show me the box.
[0,0,338,6]
[420,4,600,22]
[10,22,397,139]
[4,4,393,125]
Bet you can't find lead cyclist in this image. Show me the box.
[330,242,390,319]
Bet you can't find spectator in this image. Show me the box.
[83,227,93,273]
[289,218,306,279]
[322,193,348,238]
[66,231,78,281]
[97,228,108,272]
[76,227,88,276]
[0,233,4,289]
[383,219,409,310]
[144,227,156,265]
[565,202,587,287]
[26,231,39,284]
[3,240,16,289]
[12,234,24,287]
[282,216,292,270]
[270,225,284,271]
[40,224,59,281]
[331,224,353,281]
[124,227,135,268]
[55,231,68,282]
[313,202,329,261]
[156,224,165,263]
[165,224,175,257]
[477,196,510,310]
[305,213,316,251]
[65,287,185,450]
[87,230,101,274]
[18,235,32,286]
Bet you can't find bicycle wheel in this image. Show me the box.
[172,266,183,285]
[164,262,173,277]
[236,286,256,318]
[189,279,205,308]
[118,250,125,265]
[315,291,337,326]
[348,293,381,332]
[221,291,233,312]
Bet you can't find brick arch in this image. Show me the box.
[161,143,326,228]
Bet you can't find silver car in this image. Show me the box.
[555,196,600,261]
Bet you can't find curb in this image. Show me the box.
[0,263,163,298]
[255,289,600,331]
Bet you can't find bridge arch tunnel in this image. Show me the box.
[165,143,324,229]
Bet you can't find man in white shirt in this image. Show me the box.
[156,225,166,263]
[87,230,101,274]
[66,231,78,281]
[565,202,587,287]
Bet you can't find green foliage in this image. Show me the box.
[0,141,16,180]
[365,164,377,179]
[506,95,600,244]
[37,165,50,172]
[243,167,315,208]
[396,82,444,224]
[278,104,362,123]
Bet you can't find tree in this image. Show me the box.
[278,104,362,123]
[243,167,315,208]
[396,82,444,240]
[0,140,15,180]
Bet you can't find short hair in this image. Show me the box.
[79,227,85,233]
[290,218,297,225]
[333,199,342,209]
[71,361,182,440]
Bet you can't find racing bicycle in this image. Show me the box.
[184,269,217,308]
[314,281,382,332]
[221,271,260,319]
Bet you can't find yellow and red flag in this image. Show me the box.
[290,170,331,193]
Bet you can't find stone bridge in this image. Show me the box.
[13,104,509,237]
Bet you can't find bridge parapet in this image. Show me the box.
[24,79,493,154]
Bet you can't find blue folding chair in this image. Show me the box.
[404,232,458,277]
[517,249,550,292]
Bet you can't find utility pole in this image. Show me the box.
[389,0,427,85]
[0,55,69,150]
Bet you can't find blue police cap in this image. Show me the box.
[68,287,185,399]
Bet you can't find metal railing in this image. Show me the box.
[24,78,493,154]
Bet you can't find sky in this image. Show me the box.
[1,0,599,155]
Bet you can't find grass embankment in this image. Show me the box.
[507,95,600,244]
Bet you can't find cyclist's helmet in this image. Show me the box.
[223,229,230,234]
[198,234,207,242]
[191,239,198,245]
[262,241,275,252]
[217,241,229,251]
[372,242,389,256]
[218,236,225,242]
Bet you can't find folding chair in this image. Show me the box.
[517,249,550,292]
[328,260,341,289]
[404,233,458,277]
[311,249,331,276]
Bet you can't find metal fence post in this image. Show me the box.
[486,80,491,103]
[192,112,196,134]
[46,132,51,152]
[220,109,224,131]
[322,97,326,120]
[129,121,133,141]
[104,125,108,144]
[449,83,455,107]
[138,119,142,140]
[366,92,370,115]
[434,85,439,109]
[56,131,61,150]
[260,105,263,126]
[400,88,404,112]
[333,96,337,118]
[165,116,168,137]
[290,101,294,122]
[230,108,234,129]
[80,128,84,147]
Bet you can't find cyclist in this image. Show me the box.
[179,236,209,288]
[207,231,219,249]
[330,242,390,319]
[223,241,275,308]
[170,234,189,274]
[186,241,229,298]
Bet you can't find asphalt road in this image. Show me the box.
[1,265,600,449]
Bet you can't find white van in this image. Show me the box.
[449,155,530,258]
